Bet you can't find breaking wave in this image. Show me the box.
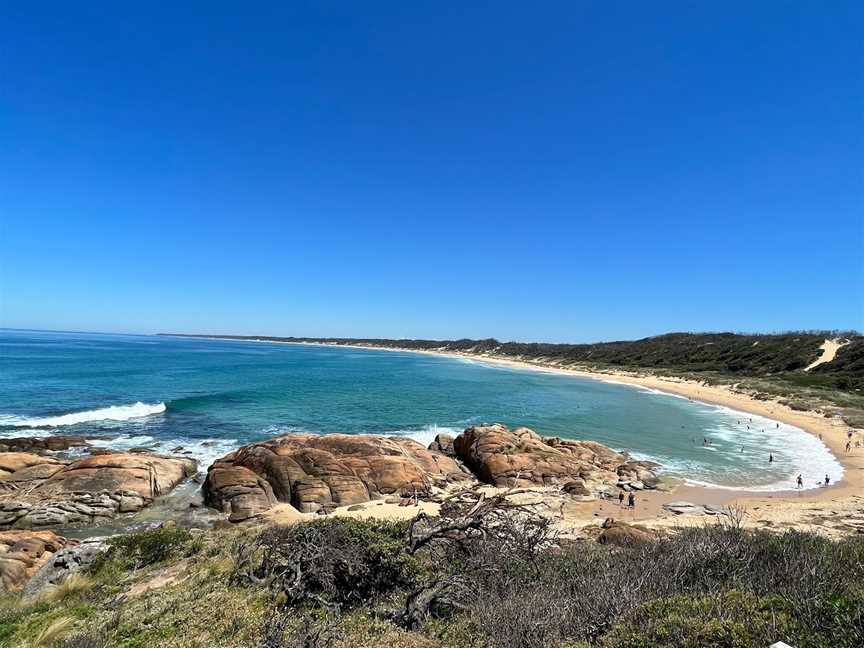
[83,434,240,474]
[0,402,167,428]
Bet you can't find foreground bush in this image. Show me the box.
[4,512,863,647]
[466,526,864,648]
[599,590,858,648]
[234,518,418,611]
[90,525,196,573]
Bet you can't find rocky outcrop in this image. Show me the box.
[616,460,661,491]
[206,426,663,521]
[0,436,93,456]
[662,501,725,516]
[0,530,71,593]
[204,433,472,520]
[427,433,456,458]
[23,539,107,597]
[596,518,656,547]
[451,424,658,497]
[0,452,197,528]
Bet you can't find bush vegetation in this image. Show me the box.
[3,514,863,648]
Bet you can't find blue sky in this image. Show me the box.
[2,2,862,342]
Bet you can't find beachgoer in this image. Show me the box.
[769,453,773,463]
[796,474,803,489]
[847,441,852,453]
[618,491,625,506]
[824,474,831,486]
[627,492,636,509]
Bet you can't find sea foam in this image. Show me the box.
[83,434,240,474]
[0,401,167,428]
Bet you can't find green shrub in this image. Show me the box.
[600,591,801,648]
[90,526,195,573]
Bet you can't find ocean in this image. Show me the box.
[0,329,843,491]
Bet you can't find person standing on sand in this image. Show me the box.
[618,491,625,507]
[796,474,803,489]
[824,474,831,486]
[627,492,636,509]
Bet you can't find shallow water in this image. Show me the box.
[0,329,842,491]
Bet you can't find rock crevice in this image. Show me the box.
[0,452,197,528]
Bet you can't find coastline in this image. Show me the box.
[277,339,864,535]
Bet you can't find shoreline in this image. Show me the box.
[182,335,859,486]
[248,338,864,534]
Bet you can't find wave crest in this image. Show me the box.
[0,401,167,428]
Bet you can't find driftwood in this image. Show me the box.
[398,482,559,629]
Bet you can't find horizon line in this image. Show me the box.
[4,326,860,347]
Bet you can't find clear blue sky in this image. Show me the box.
[2,2,862,342]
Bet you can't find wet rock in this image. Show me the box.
[0,436,94,456]
[427,433,456,457]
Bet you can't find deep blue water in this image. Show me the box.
[0,329,842,490]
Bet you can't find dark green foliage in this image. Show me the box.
[90,526,194,573]
[599,591,802,648]
[234,518,419,611]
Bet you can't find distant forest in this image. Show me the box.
[165,331,863,393]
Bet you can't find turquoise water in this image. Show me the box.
[0,329,842,491]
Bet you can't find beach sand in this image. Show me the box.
[279,341,864,538]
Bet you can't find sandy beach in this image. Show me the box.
[277,341,864,537]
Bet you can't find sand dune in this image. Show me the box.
[805,338,850,371]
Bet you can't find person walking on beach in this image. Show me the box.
[627,492,636,509]
[847,441,852,453]
[618,491,625,507]
[824,474,831,486]
[796,474,803,489]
